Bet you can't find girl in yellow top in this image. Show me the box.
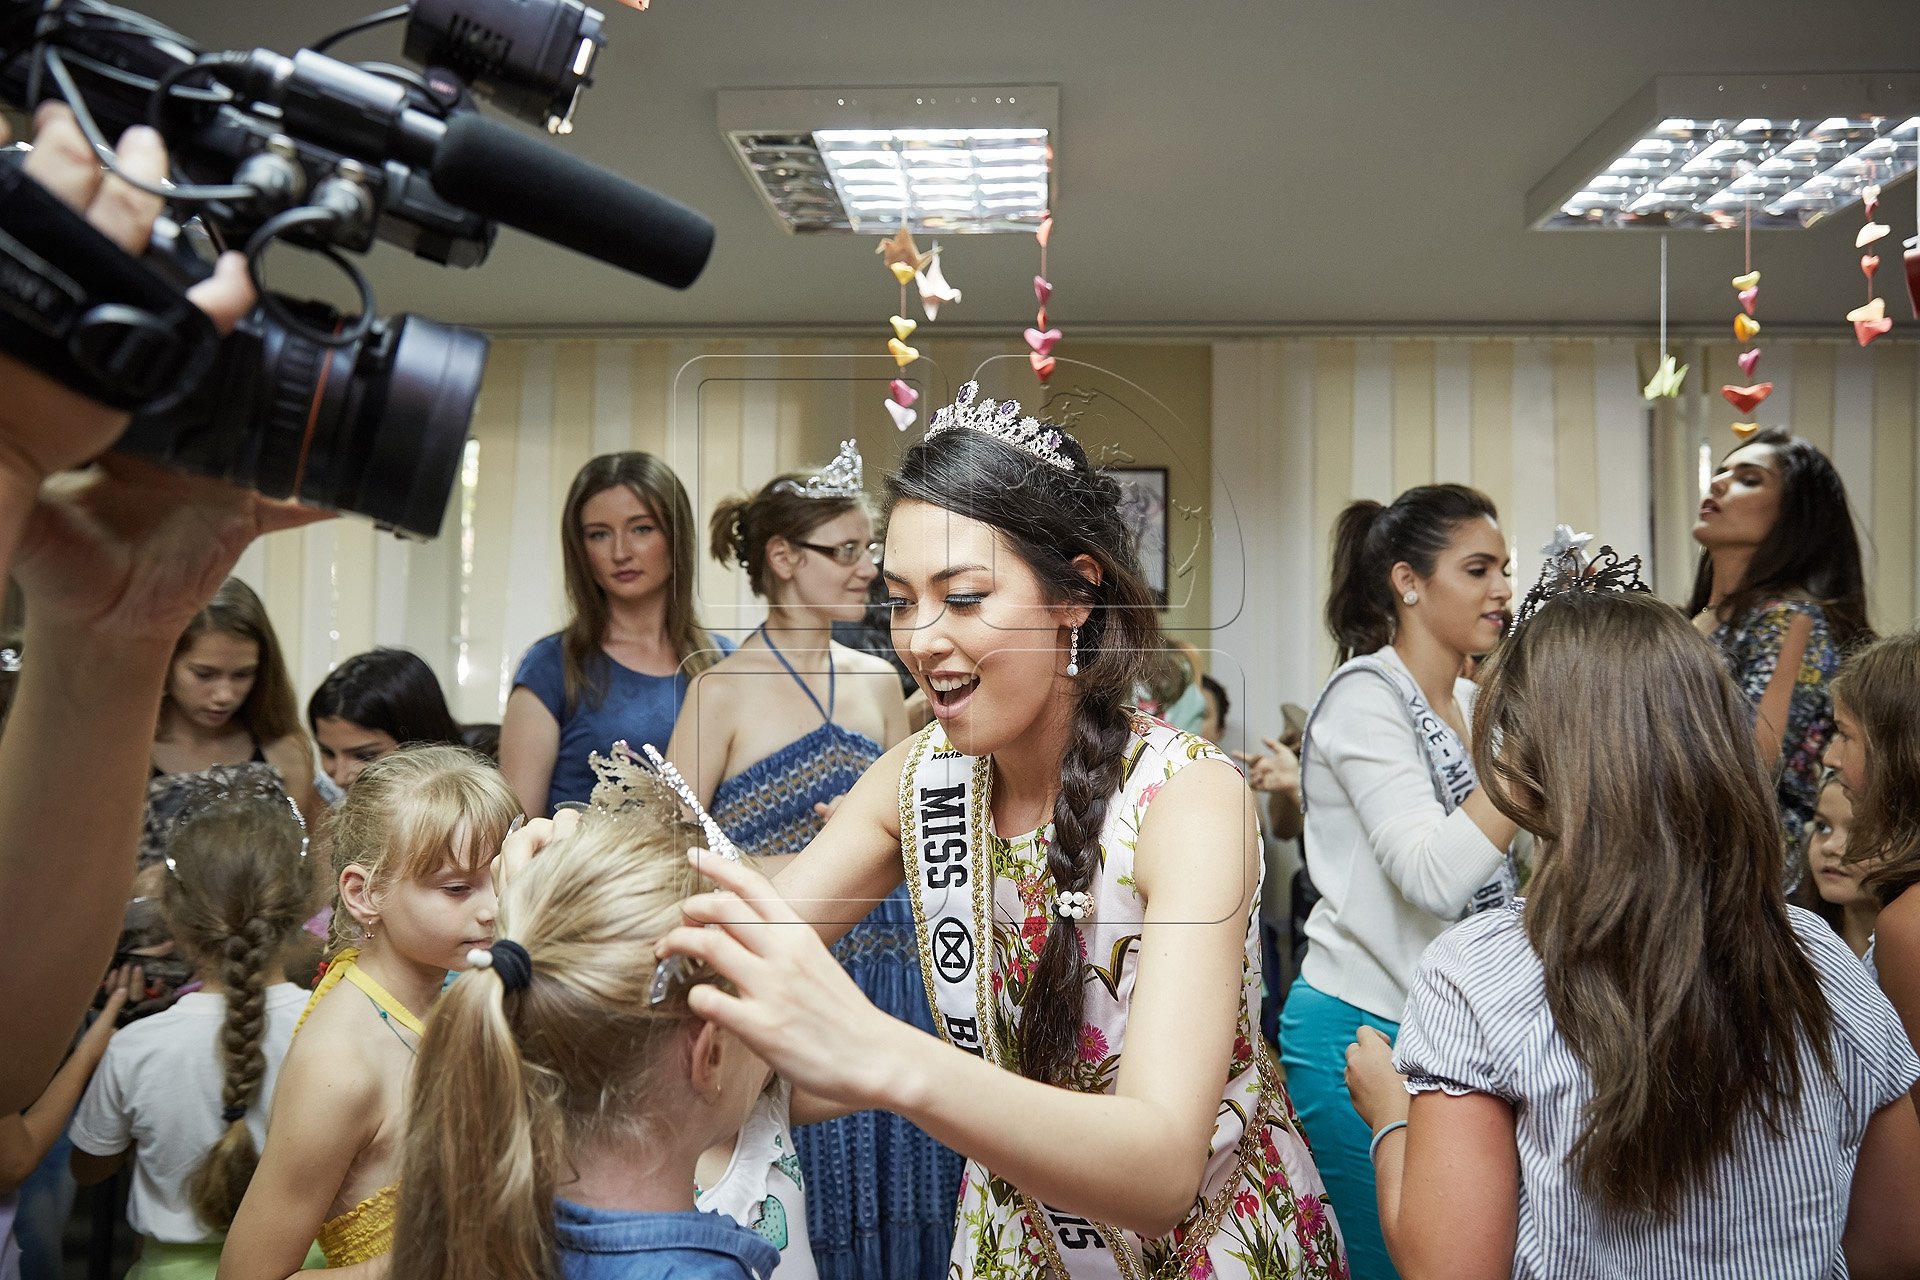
[218,746,520,1279]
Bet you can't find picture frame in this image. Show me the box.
[1106,466,1170,608]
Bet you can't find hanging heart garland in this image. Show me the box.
[1026,215,1058,385]
[1850,185,1894,346]
[1724,209,1766,439]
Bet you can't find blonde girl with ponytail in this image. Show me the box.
[390,772,780,1280]
[219,745,520,1280]
[68,793,317,1279]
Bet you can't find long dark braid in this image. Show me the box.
[163,799,309,1231]
[887,423,1162,1085]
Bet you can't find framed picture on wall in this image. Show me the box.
[1106,466,1169,608]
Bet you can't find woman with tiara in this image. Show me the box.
[658,384,1346,1280]
[665,440,959,1280]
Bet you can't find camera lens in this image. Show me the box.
[118,300,488,540]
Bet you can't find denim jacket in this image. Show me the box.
[554,1199,780,1279]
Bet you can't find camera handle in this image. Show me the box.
[0,152,219,412]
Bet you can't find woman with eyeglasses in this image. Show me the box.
[499,453,733,817]
[665,445,953,1280]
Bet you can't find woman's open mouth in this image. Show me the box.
[927,672,979,719]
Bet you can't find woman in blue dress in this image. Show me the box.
[500,452,732,816]
[666,441,962,1280]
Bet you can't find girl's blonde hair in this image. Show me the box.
[391,800,710,1280]
[1830,629,1920,904]
[162,797,310,1231]
[322,744,522,957]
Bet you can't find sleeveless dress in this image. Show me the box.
[707,632,963,1280]
[292,949,422,1267]
[900,714,1348,1280]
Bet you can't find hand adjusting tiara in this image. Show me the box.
[1512,543,1653,630]
[773,439,864,500]
[925,381,1075,471]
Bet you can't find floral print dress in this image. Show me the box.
[1710,600,1844,881]
[919,714,1347,1280]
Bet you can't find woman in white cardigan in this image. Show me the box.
[1279,485,1520,1280]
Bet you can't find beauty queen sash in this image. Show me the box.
[898,727,1142,1279]
[1300,653,1515,916]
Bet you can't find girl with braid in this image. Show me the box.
[220,746,520,1279]
[657,382,1346,1279]
[69,794,317,1279]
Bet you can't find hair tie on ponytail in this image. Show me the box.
[469,939,534,993]
[221,1104,246,1123]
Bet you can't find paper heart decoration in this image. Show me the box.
[1855,316,1892,346]
[1720,382,1774,414]
[1906,244,1920,319]
[1731,270,1761,290]
[1641,353,1688,400]
[1730,422,1760,440]
[1847,297,1886,324]
[1862,254,1881,282]
[1029,352,1056,379]
[1857,222,1890,249]
[1036,217,1052,249]
[888,378,918,407]
[1738,286,1759,315]
[883,399,917,432]
[1034,275,1053,306]
[1024,326,1062,356]
[889,315,917,341]
[1738,348,1761,378]
[887,338,920,367]
[889,261,916,284]
[1733,314,1761,342]
[1864,184,1881,218]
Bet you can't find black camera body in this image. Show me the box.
[0,0,711,538]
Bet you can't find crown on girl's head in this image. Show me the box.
[925,381,1075,472]
[1512,543,1653,630]
[774,439,865,500]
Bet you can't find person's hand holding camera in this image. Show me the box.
[0,104,256,576]
[0,103,321,1113]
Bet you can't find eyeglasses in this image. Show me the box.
[794,539,882,566]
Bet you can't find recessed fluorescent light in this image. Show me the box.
[719,86,1058,234]
[1529,74,1920,230]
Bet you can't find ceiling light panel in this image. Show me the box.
[719,87,1058,235]
[1528,75,1920,230]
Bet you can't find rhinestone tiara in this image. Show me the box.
[772,438,864,500]
[925,381,1075,471]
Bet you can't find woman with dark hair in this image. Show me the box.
[1345,571,1920,1278]
[1281,484,1519,1280]
[1689,428,1872,865]
[499,452,731,816]
[307,648,464,792]
[665,444,951,1280]
[656,383,1344,1279]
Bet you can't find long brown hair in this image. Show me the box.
[391,806,710,1280]
[886,425,1163,1086]
[322,744,522,958]
[1685,429,1873,650]
[559,453,723,713]
[1326,485,1498,665]
[1830,629,1920,904]
[163,796,310,1231]
[171,579,301,744]
[1472,589,1834,1215]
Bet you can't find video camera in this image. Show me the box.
[0,0,714,537]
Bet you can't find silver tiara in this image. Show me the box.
[774,439,864,500]
[925,381,1074,471]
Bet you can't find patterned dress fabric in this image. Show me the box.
[918,714,1348,1280]
[707,634,962,1280]
[1709,600,1843,877]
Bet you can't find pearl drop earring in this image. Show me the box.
[1066,625,1080,677]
